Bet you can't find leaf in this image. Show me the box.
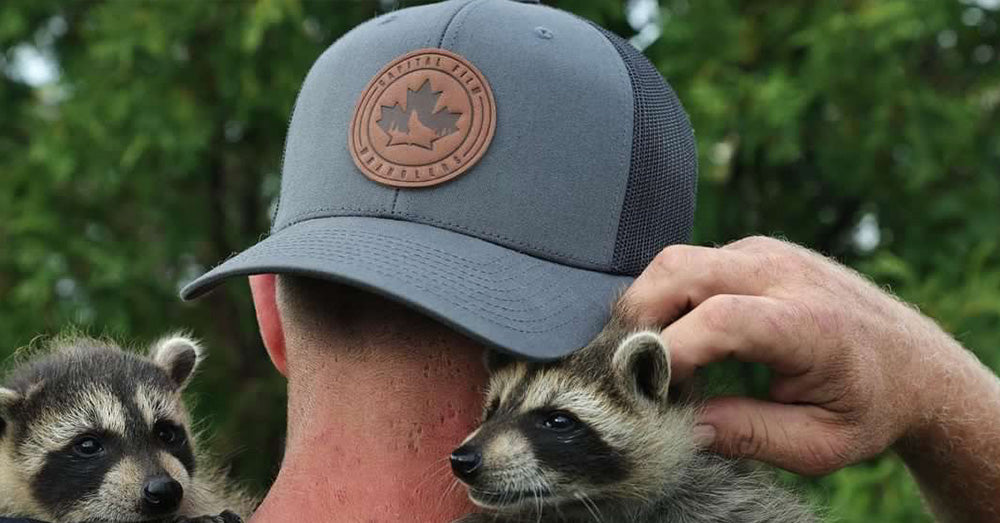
[407,79,460,136]
[385,109,438,149]
[375,79,462,149]
[376,102,409,134]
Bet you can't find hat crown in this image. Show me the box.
[273,0,697,276]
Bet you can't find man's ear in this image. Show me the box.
[0,387,22,437]
[150,335,202,389]
[611,331,671,404]
[251,274,287,377]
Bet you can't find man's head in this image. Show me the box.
[182,1,697,518]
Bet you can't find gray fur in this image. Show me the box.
[0,335,255,522]
[455,312,818,523]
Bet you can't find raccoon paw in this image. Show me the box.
[171,511,243,523]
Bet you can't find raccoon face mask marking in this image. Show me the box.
[453,324,697,517]
[0,336,206,522]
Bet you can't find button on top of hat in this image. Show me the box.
[349,48,497,188]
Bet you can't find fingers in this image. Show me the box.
[662,294,822,382]
[623,245,772,326]
[698,396,854,476]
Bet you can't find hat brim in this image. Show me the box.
[180,216,632,360]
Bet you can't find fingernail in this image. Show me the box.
[693,424,716,447]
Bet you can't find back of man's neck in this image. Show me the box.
[252,444,469,522]
[250,346,486,522]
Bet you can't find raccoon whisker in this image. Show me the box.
[439,483,452,507]
[437,477,463,510]
[448,478,464,498]
[536,479,550,523]
[417,454,452,476]
[529,481,539,523]
[574,491,604,523]
[496,490,509,513]
[415,458,452,492]
[509,483,524,511]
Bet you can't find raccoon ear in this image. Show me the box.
[0,387,21,433]
[612,331,671,404]
[0,387,20,409]
[150,335,203,389]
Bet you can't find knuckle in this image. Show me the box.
[699,294,742,332]
[765,248,804,275]
[727,235,778,252]
[778,299,831,339]
[725,419,767,459]
[764,300,802,334]
[729,237,800,284]
[652,244,695,274]
[733,431,766,458]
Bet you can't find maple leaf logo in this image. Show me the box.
[376,79,462,150]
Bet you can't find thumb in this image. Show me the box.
[697,396,852,476]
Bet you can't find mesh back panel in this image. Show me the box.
[590,25,698,276]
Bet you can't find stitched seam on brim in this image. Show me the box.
[232,233,585,319]
[272,209,609,269]
[208,246,591,334]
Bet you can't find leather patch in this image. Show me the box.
[349,49,497,188]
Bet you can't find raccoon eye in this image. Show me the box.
[73,436,104,458]
[155,421,185,446]
[541,411,578,432]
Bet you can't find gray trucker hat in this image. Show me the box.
[181,0,697,360]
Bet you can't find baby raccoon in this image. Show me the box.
[452,313,817,523]
[0,335,254,523]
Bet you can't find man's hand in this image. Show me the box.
[625,236,989,475]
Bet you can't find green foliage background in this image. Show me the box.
[1,1,998,520]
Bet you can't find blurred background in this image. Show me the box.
[1,0,998,520]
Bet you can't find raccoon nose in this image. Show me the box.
[141,476,183,515]
[450,445,483,481]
